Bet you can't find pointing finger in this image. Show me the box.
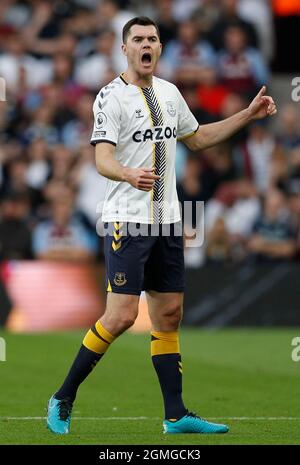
[257,85,266,98]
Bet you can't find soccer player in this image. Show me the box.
[47,17,277,435]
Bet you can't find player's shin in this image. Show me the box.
[151,331,187,420]
[55,320,115,401]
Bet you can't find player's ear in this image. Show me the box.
[121,43,127,57]
[159,42,162,56]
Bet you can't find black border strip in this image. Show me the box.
[90,139,117,147]
[119,74,128,85]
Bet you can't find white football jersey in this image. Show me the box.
[91,74,199,224]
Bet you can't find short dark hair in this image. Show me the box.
[122,17,160,43]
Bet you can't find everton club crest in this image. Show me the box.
[166,101,176,117]
[114,272,127,286]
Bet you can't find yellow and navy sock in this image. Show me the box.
[55,321,115,402]
[151,331,187,420]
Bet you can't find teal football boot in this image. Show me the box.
[163,412,229,434]
[47,395,73,434]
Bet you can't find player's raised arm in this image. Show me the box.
[183,86,277,151]
[95,142,160,191]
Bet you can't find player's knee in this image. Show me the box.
[119,312,137,330]
[162,303,182,328]
[103,311,137,334]
[114,304,138,330]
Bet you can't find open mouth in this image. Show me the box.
[141,52,152,65]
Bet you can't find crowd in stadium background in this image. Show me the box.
[0,0,300,268]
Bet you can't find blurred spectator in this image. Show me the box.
[0,32,52,95]
[26,81,76,127]
[42,179,69,206]
[25,138,50,189]
[32,187,97,262]
[177,153,203,229]
[52,52,75,85]
[22,1,77,57]
[153,0,178,45]
[196,66,230,116]
[276,104,300,150]
[192,0,221,38]
[51,53,87,108]
[205,179,260,261]
[61,93,94,149]
[23,104,59,146]
[47,145,76,185]
[0,191,32,260]
[0,0,31,30]
[174,84,214,185]
[1,157,44,212]
[236,120,276,193]
[209,0,258,51]
[71,145,107,226]
[220,91,248,118]
[202,143,237,198]
[222,180,260,240]
[238,0,274,62]
[160,19,216,86]
[63,6,96,53]
[75,29,117,91]
[219,92,249,145]
[72,0,99,9]
[289,146,300,180]
[0,99,7,132]
[269,145,289,191]
[94,0,136,73]
[248,188,296,262]
[287,177,300,236]
[181,85,215,124]
[177,142,237,208]
[172,0,200,22]
[218,25,269,98]
[206,217,232,263]
[26,31,78,58]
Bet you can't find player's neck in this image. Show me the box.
[122,70,153,89]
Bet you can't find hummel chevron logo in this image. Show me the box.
[100,90,110,99]
[112,241,122,251]
[98,100,108,110]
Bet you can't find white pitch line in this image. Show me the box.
[1,416,300,421]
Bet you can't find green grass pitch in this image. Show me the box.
[0,328,300,445]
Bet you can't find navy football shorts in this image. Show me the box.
[103,222,185,295]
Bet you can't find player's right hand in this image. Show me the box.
[124,167,160,191]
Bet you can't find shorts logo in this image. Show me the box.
[166,101,176,117]
[96,112,107,129]
[114,272,127,286]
